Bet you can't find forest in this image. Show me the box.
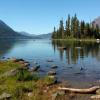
[52,14,100,39]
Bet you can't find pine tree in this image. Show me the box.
[65,14,71,37]
[52,27,56,39]
[80,21,85,38]
[95,24,100,38]
[73,14,79,38]
[59,19,64,38]
[52,14,100,39]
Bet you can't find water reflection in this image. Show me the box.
[0,39,100,86]
[0,39,29,58]
[52,40,100,64]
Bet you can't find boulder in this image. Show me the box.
[18,61,25,64]
[48,70,56,75]
[96,89,100,95]
[10,58,25,62]
[28,92,33,97]
[2,57,5,59]
[52,92,59,100]
[0,93,11,100]
[0,69,18,78]
[47,59,54,62]
[52,91,65,100]
[45,76,57,85]
[51,65,58,69]
[21,63,30,68]
[24,63,30,67]
[31,65,40,71]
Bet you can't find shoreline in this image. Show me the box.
[0,58,100,100]
[52,38,100,42]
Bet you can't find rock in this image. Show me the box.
[74,72,82,75]
[52,92,59,100]
[48,75,55,79]
[48,70,56,76]
[46,75,58,85]
[91,95,100,99]
[43,90,47,93]
[10,57,17,62]
[58,47,66,50]
[7,58,10,59]
[69,92,76,98]
[28,92,33,97]
[2,57,5,59]
[24,63,30,67]
[0,93,11,100]
[96,89,100,95]
[51,65,58,69]
[47,59,54,62]
[0,69,18,78]
[52,91,65,100]
[31,65,40,71]
[34,61,38,64]
[10,58,24,62]
[21,62,30,68]
[51,77,57,84]
[18,61,25,64]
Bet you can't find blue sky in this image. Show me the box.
[0,0,99,34]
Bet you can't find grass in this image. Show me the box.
[52,38,97,42]
[42,76,56,86]
[0,60,60,100]
[0,60,20,75]
[16,68,39,81]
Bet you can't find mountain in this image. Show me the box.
[0,20,31,39]
[92,16,100,28]
[19,32,52,39]
[0,20,52,39]
[19,31,36,37]
[19,32,41,39]
[37,33,52,39]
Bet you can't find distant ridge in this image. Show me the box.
[0,20,52,39]
[19,32,52,39]
[0,20,32,39]
[92,16,100,28]
[37,33,52,39]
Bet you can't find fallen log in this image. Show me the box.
[58,86,100,94]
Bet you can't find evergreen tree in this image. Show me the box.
[80,21,85,38]
[59,19,64,38]
[65,14,71,37]
[73,14,79,38]
[95,24,100,38]
[52,14,100,39]
[52,27,56,39]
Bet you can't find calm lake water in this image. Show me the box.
[0,39,100,87]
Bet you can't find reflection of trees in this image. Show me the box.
[52,40,100,64]
[0,39,28,58]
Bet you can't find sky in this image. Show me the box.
[0,0,99,35]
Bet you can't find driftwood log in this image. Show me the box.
[58,86,100,94]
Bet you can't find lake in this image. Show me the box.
[0,39,100,87]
